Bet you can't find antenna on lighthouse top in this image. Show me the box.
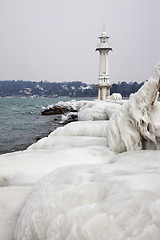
[103,21,106,32]
[101,21,109,38]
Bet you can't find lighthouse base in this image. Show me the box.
[98,85,111,100]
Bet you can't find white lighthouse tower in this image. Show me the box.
[96,28,112,100]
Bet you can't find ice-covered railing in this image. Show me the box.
[107,77,160,153]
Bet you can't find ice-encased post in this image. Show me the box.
[152,62,160,105]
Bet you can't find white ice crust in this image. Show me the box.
[1,76,160,240]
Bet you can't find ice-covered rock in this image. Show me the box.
[61,112,78,124]
[41,100,94,115]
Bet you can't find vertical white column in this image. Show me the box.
[99,52,103,76]
[105,52,109,76]
[103,87,107,100]
[98,87,101,100]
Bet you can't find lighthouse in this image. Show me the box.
[96,28,112,100]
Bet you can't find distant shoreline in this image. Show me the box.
[0,80,144,98]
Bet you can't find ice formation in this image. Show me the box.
[110,92,122,101]
[107,78,160,153]
[14,151,160,240]
[78,101,122,121]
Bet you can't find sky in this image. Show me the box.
[0,0,160,84]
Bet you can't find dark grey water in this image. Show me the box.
[0,97,70,155]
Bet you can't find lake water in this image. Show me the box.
[0,97,73,155]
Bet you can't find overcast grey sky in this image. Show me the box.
[0,0,160,84]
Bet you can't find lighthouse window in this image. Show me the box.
[103,39,106,43]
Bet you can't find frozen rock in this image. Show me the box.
[110,93,122,101]
[41,104,77,115]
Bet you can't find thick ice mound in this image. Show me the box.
[78,101,122,121]
[107,78,160,153]
[15,151,160,240]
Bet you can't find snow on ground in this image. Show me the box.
[1,75,160,239]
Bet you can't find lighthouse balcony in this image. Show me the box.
[96,43,112,51]
[98,82,111,87]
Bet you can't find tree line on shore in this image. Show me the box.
[0,80,144,98]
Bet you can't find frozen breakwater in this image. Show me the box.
[1,75,160,239]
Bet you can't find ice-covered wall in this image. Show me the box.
[48,121,108,138]
[107,78,160,153]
